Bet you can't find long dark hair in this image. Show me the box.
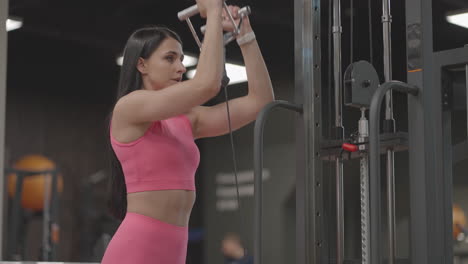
[107,26,183,220]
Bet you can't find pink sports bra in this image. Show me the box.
[110,115,200,193]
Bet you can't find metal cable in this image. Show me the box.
[350,0,354,64]
[222,69,249,256]
[368,0,373,65]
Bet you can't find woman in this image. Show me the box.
[102,0,274,262]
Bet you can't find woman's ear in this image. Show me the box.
[136,57,147,74]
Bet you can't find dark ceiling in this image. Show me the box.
[5,0,468,101]
[7,0,294,65]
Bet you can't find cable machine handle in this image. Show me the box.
[177,4,200,21]
[368,81,418,264]
[253,100,302,264]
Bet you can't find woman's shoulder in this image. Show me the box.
[114,90,144,107]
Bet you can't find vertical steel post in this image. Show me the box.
[332,0,345,262]
[382,0,396,263]
[406,0,447,262]
[464,44,468,140]
[294,0,323,263]
[0,0,8,258]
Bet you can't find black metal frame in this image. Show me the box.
[287,0,466,263]
[405,2,468,263]
[6,168,60,261]
[432,46,468,264]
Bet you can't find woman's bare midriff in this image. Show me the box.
[127,190,196,227]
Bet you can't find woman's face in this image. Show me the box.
[138,37,187,90]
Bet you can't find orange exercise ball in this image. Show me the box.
[453,204,467,240]
[7,154,64,211]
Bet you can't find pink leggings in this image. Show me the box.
[101,212,188,264]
